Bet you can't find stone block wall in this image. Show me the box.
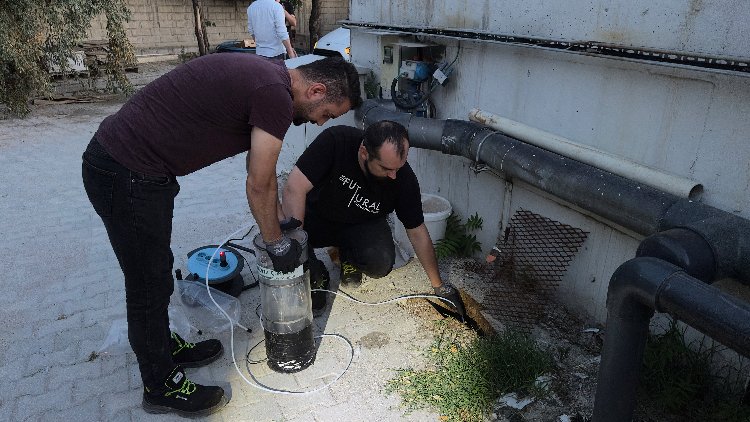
[86,0,349,57]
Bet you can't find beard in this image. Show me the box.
[292,98,323,126]
[363,159,395,193]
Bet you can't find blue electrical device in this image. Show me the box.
[185,245,245,297]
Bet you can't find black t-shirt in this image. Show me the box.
[296,126,424,229]
[95,53,292,177]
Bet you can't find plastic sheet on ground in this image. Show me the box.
[97,280,241,355]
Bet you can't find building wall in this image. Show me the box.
[86,0,349,56]
[348,0,750,323]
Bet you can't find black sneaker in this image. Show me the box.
[340,262,362,288]
[171,332,223,368]
[308,256,330,314]
[142,366,228,417]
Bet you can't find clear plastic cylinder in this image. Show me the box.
[253,229,315,372]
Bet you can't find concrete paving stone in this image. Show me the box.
[80,308,116,332]
[278,390,338,420]
[103,407,134,422]
[42,329,83,355]
[65,276,114,300]
[105,289,128,310]
[57,291,103,316]
[33,311,84,339]
[14,389,71,421]
[0,402,14,422]
[25,345,78,375]
[83,363,135,395]
[99,390,141,421]
[0,355,30,382]
[53,397,104,420]
[126,359,142,390]
[47,359,102,389]
[224,392,286,421]
[0,373,46,401]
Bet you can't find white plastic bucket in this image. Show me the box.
[420,193,452,244]
[392,193,452,261]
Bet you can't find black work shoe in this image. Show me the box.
[308,256,330,315]
[340,262,363,288]
[142,366,228,417]
[171,332,223,368]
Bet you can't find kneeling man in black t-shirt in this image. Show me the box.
[281,121,464,317]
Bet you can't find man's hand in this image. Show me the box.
[434,283,466,322]
[265,236,303,273]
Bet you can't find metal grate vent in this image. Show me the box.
[485,209,588,331]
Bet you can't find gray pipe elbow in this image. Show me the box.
[607,257,685,318]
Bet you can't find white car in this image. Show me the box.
[285,27,351,69]
[313,27,351,61]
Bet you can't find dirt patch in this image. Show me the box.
[360,331,391,349]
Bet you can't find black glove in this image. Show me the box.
[434,283,466,322]
[280,217,302,232]
[265,236,303,273]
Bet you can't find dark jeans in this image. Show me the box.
[305,207,395,278]
[82,138,179,390]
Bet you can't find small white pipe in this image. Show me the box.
[468,108,703,200]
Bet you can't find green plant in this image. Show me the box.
[639,318,750,421]
[364,71,380,99]
[1,0,135,116]
[435,212,483,258]
[386,324,553,422]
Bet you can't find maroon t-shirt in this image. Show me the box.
[95,53,292,177]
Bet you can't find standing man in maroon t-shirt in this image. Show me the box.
[81,54,360,417]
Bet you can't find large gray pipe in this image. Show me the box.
[355,99,750,282]
[592,257,750,422]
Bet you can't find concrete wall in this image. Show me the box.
[86,0,349,56]
[348,0,750,322]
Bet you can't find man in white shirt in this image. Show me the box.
[247,0,298,59]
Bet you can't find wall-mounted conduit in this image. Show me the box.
[344,21,750,76]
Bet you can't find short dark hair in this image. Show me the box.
[296,57,362,109]
[363,120,408,160]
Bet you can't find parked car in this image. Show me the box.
[215,39,257,54]
[313,27,350,61]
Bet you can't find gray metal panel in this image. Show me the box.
[350,0,750,58]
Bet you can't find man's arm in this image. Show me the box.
[406,224,443,289]
[283,8,297,27]
[273,2,296,58]
[282,39,297,58]
[407,223,467,320]
[246,126,283,243]
[281,166,313,223]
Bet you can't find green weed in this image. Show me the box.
[386,323,553,422]
[640,318,750,421]
[435,212,483,258]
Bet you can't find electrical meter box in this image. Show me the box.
[399,60,432,81]
[379,39,448,117]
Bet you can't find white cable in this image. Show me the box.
[200,224,460,395]
[314,289,458,309]
[202,224,354,395]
